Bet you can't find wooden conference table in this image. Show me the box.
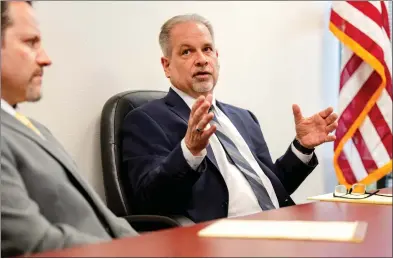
[30,188,392,257]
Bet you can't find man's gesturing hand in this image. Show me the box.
[292,104,338,149]
[185,94,217,156]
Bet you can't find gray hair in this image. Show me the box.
[159,14,215,57]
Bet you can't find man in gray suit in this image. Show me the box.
[1,1,138,257]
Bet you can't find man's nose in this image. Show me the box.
[37,48,52,67]
[195,51,208,67]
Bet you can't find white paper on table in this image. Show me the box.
[198,219,367,243]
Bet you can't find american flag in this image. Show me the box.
[330,1,392,187]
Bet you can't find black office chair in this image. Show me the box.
[100,90,194,232]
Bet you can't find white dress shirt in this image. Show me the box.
[1,99,17,117]
[1,99,46,140]
[172,87,313,218]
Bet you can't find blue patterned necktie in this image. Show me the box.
[210,106,276,210]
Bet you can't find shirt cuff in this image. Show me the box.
[181,138,206,170]
[291,142,313,164]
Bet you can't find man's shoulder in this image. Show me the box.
[218,101,251,115]
[29,118,53,136]
[218,101,260,125]
[0,126,17,164]
[1,115,53,142]
[138,97,167,112]
[124,97,168,120]
[1,121,17,145]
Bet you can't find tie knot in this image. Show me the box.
[209,105,220,124]
[209,105,215,114]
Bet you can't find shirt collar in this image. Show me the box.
[1,99,17,117]
[170,85,217,110]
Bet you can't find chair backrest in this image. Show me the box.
[100,90,167,216]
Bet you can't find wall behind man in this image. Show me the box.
[20,1,339,204]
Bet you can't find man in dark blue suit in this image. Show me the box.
[121,14,338,223]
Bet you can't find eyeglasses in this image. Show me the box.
[333,183,392,199]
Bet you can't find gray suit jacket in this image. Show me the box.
[1,110,138,257]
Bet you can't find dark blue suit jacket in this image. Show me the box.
[121,89,318,223]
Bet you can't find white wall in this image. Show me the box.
[321,1,340,194]
[20,1,339,204]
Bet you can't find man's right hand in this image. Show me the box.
[185,94,217,156]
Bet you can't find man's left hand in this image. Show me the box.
[292,104,338,149]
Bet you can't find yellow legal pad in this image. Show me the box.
[308,193,392,205]
[198,219,367,243]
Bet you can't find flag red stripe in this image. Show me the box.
[384,67,392,97]
[335,71,381,148]
[381,1,391,38]
[382,133,393,158]
[368,104,393,157]
[335,119,348,150]
[340,55,363,90]
[383,133,393,158]
[348,1,383,27]
[385,80,392,97]
[337,151,358,184]
[352,129,378,173]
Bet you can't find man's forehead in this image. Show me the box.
[172,22,212,38]
[9,2,40,34]
[171,22,213,46]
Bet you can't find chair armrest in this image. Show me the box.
[168,214,195,227]
[123,214,194,233]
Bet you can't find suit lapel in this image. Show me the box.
[38,126,89,186]
[1,111,90,193]
[164,89,190,124]
[216,102,252,145]
[2,112,76,173]
[164,89,220,170]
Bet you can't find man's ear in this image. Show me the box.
[161,56,171,78]
[215,48,219,58]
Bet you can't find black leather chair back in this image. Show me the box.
[100,90,167,217]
